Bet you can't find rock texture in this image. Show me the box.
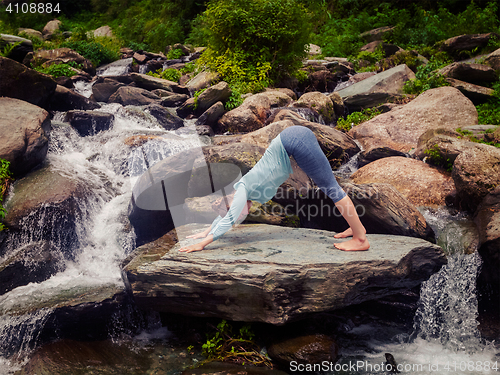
[351,157,455,207]
[123,224,446,324]
[349,86,478,154]
[0,97,51,176]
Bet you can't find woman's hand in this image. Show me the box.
[186,232,208,239]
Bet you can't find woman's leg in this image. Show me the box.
[280,126,369,251]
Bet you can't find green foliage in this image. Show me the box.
[336,107,382,132]
[403,57,451,95]
[180,61,197,75]
[60,39,120,67]
[0,159,13,232]
[477,82,500,126]
[350,45,385,71]
[201,319,271,367]
[0,41,21,58]
[456,127,500,148]
[424,144,454,172]
[198,0,313,91]
[224,85,244,111]
[166,48,185,60]
[34,62,82,78]
[146,68,181,82]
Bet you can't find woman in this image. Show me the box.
[179,126,370,252]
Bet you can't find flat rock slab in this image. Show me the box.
[124,224,446,324]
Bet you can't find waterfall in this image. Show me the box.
[0,102,203,373]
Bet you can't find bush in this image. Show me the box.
[336,107,381,132]
[477,82,500,126]
[60,39,120,66]
[34,62,82,78]
[146,68,181,83]
[0,159,13,232]
[197,0,313,92]
[403,57,451,95]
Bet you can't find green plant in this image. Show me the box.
[198,0,313,91]
[201,319,272,367]
[147,68,182,82]
[336,107,382,132]
[424,144,454,172]
[0,159,13,232]
[224,85,244,111]
[403,57,451,95]
[476,82,500,126]
[60,39,120,67]
[0,41,21,58]
[166,48,185,60]
[193,87,207,110]
[34,62,82,78]
[456,127,500,148]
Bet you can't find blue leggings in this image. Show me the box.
[280,126,347,203]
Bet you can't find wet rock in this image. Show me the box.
[0,34,33,62]
[50,85,101,111]
[96,57,133,76]
[452,143,500,212]
[182,362,288,375]
[91,78,125,102]
[349,87,478,154]
[439,63,498,85]
[176,97,196,118]
[337,64,415,110]
[64,110,114,136]
[0,97,51,177]
[196,101,225,127]
[0,241,63,295]
[196,125,214,136]
[294,92,335,124]
[195,81,232,114]
[160,93,190,107]
[144,103,184,130]
[123,223,445,324]
[0,56,56,109]
[445,78,495,104]
[268,334,338,366]
[351,156,455,207]
[130,72,189,95]
[357,147,406,168]
[108,86,161,106]
[217,93,272,133]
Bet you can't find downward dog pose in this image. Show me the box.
[179,126,370,252]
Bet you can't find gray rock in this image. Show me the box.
[123,224,446,324]
[195,101,225,127]
[439,63,498,85]
[30,48,95,75]
[144,103,184,130]
[195,81,231,114]
[64,110,114,136]
[50,85,100,111]
[96,58,133,76]
[160,93,190,107]
[91,78,125,102]
[485,47,500,71]
[445,78,495,104]
[176,97,196,118]
[93,25,113,38]
[186,71,220,93]
[130,73,189,95]
[108,86,160,106]
[294,92,335,124]
[0,97,50,177]
[0,56,57,109]
[42,19,61,36]
[337,64,415,110]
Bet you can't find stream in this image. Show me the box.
[0,77,498,374]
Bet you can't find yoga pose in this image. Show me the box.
[179,126,370,252]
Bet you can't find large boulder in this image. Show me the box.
[30,48,95,75]
[91,78,125,102]
[351,156,455,207]
[349,86,478,154]
[293,92,335,124]
[64,110,114,136]
[336,64,415,110]
[440,33,499,57]
[42,19,62,38]
[195,81,231,114]
[485,47,500,71]
[186,71,220,93]
[108,86,161,106]
[439,63,498,85]
[0,98,51,176]
[50,85,100,111]
[0,56,56,109]
[0,34,33,62]
[123,224,446,324]
[240,118,360,170]
[445,78,495,104]
[452,143,500,212]
[144,104,184,130]
[217,93,272,133]
[414,129,476,165]
[130,73,189,95]
[474,187,500,311]
[195,101,225,127]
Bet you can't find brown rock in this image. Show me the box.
[108,86,161,106]
[445,78,495,104]
[294,91,335,123]
[452,143,500,212]
[349,86,478,154]
[440,33,500,56]
[439,63,498,85]
[31,48,94,75]
[351,157,455,207]
[217,93,272,133]
[485,47,500,71]
[268,334,338,365]
[359,26,395,42]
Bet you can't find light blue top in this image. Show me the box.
[208,135,293,240]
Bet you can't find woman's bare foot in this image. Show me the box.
[334,227,353,238]
[179,242,206,253]
[334,237,370,251]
